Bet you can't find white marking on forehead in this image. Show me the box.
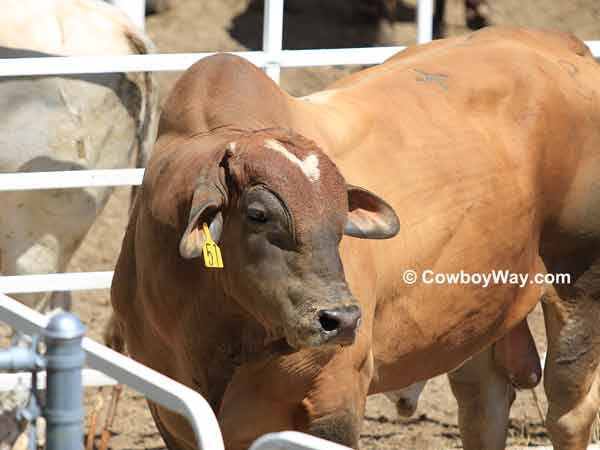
[264,139,320,182]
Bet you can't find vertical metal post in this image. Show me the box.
[262,0,284,84]
[417,0,434,44]
[43,313,86,450]
[108,0,146,30]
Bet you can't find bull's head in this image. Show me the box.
[176,128,399,349]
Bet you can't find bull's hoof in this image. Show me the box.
[395,398,418,418]
[466,13,489,31]
[0,410,26,450]
[146,0,173,15]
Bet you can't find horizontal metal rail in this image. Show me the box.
[249,432,352,450]
[510,448,600,450]
[0,47,403,76]
[0,169,143,191]
[0,293,225,450]
[0,42,597,78]
[0,369,117,391]
[0,272,113,293]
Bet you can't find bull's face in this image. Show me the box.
[178,129,399,349]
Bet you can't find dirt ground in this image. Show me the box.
[51,0,600,449]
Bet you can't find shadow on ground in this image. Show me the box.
[229,0,418,49]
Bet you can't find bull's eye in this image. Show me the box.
[246,205,269,223]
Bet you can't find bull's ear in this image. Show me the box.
[179,207,224,259]
[344,185,400,239]
[179,146,232,258]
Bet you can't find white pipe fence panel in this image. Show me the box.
[262,0,285,83]
[0,369,117,391]
[587,40,600,56]
[417,0,434,44]
[1,43,598,78]
[0,272,113,294]
[249,432,352,450]
[511,448,600,450]
[0,293,225,450]
[0,169,143,191]
[0,48,394,77]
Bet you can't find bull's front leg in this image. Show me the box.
[302,350,373,448]
[218,347,373,450]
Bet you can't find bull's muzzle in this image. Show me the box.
[317,305,361,346]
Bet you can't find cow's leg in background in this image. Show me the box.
[541,272,600,450]
[447,318,541,450]
[433,0,489,39]
[384,380,427,417]
[447,346,515,450]
[48,291,72,312]
[465,0,489,30]
[433,0,446,39]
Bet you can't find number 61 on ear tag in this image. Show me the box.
[202,223,224,269]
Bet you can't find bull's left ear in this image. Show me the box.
[344,185,400,239]
[179,146,231,259]
[179,207,224,259]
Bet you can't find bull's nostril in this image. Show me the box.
[318,311,340,332]
[317,306,361,345]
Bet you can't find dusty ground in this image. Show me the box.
[24,0,600,449]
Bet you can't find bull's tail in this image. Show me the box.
[124,27,160,213]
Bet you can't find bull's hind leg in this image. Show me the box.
[541,257,600,450]
[447,346,515,450]
[447,319,541,450]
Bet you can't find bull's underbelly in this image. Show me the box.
[341,168,543,393]
[328,119,545,391]
[367,251,543,393]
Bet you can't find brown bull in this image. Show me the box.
[111,27,600,450]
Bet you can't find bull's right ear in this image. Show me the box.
[344,185,400,239]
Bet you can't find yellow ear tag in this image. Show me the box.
[202,223,224,269]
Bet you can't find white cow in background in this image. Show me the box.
[0,0,158,312]
[0,1,158,447]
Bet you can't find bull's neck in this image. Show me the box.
[178,277,283,407]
